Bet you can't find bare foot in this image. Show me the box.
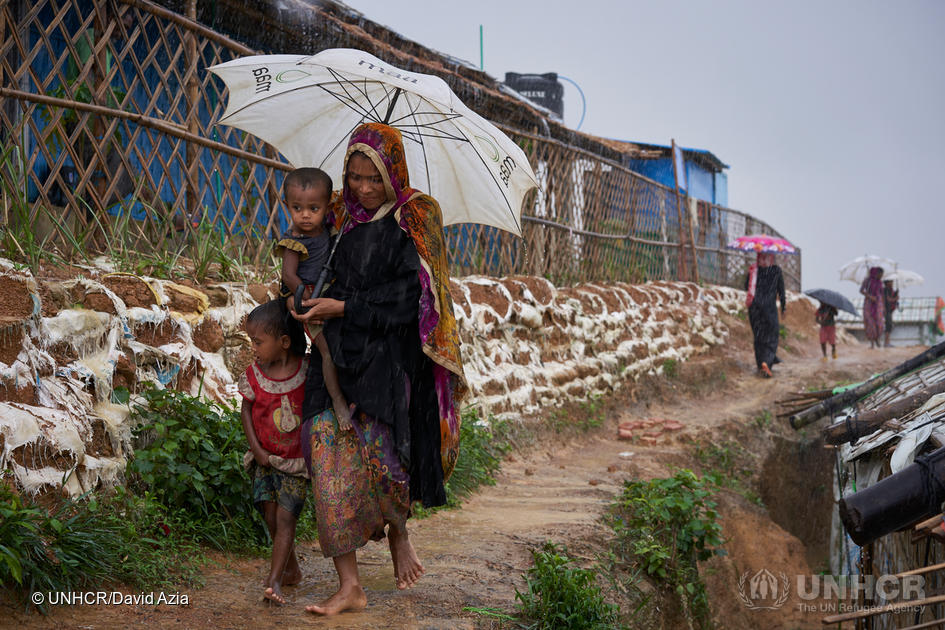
[304,583,367,616]
[388,527,424,589]
[264,585,285,605]
[334,399,353,431]
[282,567,302,586]
[760,362,773,378]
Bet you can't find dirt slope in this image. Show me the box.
[4,312,921,630]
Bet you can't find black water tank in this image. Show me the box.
[504,72,563,117]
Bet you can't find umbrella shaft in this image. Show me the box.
[383,88,402,124]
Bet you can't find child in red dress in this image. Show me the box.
[239,299,309,604]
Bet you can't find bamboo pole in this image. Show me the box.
[670,139,689,281]
[184,0,199,223]
[0,87,291,172]
[790,340,945,429]
[897,560,945,578]
[823,380,945,444]
[118,0,255,55]
[821,596,945,625]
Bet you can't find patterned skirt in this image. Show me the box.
[303,408,410,558]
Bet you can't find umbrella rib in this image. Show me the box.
[400,93,433,193]
[323,70,383,120]
[318,118,370,172]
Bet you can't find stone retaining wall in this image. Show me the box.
[0,260,745,495]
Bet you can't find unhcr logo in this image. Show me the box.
[737,569,790,610]
[736,568,927,612]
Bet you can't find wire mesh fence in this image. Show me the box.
[0,0,800,290]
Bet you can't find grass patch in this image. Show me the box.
[754,408,773,429]
[547,395,607,434]
[0,479,207,612]
[693,440,762,505]
[661,358,678,379]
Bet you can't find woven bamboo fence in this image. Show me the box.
[0,0,800,290]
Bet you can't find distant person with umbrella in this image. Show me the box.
[860,266,885,348]
[291,123,467,616]
[804,287,858,361]
[883,278,899,347]
[815,301,839,360]
[745,252,786,377]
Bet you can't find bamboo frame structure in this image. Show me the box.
[0,0,801,288]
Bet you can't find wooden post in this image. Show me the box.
[670,139,689,281]
[686,195,700,283]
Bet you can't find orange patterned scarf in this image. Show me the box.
[328,123,467,479]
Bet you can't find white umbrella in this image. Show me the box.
[885,269,924,288]
[838,254,898,283]
[208,49,539,237]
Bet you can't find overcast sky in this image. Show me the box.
[342,0,945,300]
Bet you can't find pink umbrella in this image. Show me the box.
[727,234,797,254]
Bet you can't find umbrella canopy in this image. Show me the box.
[208,49,539,237]
[726,234,797,254]
[804,288,858,316]
[838,254,898,283]
[884,269,924,289]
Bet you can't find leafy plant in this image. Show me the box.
[127,384,262,549]
[515,541,620,630]
[605,470,724,629]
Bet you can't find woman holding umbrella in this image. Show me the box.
[860,266,885,348]
[291,123,466,615]
[745,252,786,377]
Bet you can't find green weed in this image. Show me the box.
[754,409,773,429]
[413,407,512,517]
[661,358,678,379]
[604,470,724,629]
[0,144,67,273]
[515,541,620,630]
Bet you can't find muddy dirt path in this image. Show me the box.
[7,335,921,630]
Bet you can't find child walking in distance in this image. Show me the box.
[275,167,351,430]
[239,299,309,604]
[815,301,838,361]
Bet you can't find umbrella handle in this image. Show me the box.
[297,216,350,314]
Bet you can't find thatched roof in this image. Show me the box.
[156,0,633,161]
